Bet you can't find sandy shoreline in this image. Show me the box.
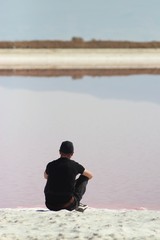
[1,49,160,70]
[1,208,160,240]
[0,48,160,79]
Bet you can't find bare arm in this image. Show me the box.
[44,171,48,179]
[82,169,93,179]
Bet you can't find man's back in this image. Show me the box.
[44,157,84,204]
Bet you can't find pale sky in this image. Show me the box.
[0,0,160,41]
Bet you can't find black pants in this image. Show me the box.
[74,175,89,202]
[66,175,89,211]
[46,175,89,211]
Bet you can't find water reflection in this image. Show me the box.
[0,75,160,104]
[0,75,160,209]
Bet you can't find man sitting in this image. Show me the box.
[44,141,93,211]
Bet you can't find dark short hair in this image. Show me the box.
[59,141,74,154]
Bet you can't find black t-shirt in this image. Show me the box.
[44,157,85,204]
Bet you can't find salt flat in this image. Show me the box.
[0,49,160,69]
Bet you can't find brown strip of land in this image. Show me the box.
[1,38,160,49]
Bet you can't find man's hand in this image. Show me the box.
[82,169,93,179]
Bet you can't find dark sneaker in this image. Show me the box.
[76,203,88,212]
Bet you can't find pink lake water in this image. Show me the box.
[0,76,160,210]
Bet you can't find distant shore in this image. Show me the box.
[1,38,160,48]
[1,39,160,78]
[1,208,160,240]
